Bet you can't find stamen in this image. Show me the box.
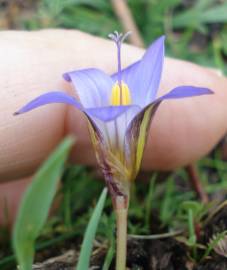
[111,82,131,106]
[108,31,132,106]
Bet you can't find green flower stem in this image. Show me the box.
[115,196,128,270]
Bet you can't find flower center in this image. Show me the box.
[109,31,132,106]
[111,82,131,106]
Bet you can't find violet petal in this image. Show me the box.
[85,105,140,122]
[157,86,213,101]
[111,60,140,91]
[124,100,162,180]
[14,91,83,115]
[14,91,139,123]
[63,68,114,108]
[112,36,165,107]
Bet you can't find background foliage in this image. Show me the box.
[0,0,227,269]
[1,0,227,72]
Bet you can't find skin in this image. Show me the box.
[0,29,227,224]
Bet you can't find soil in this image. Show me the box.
[29,205,227,270]
[203,205,227,244]
[29,138,227,270]
[194,257,227,270]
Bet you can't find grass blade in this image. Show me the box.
[13,136,75,270]
[76,188,108,270]
[102,237,115,270]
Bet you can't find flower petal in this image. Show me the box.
[112,36,165,107]
[124,85,213,180]
[14,91,83,115]
[134,36,165,104]
[63,68,114,107]
[14,90,140,124]
[157,86,213,101]
[124,100,162,180]
[111,60,140,91]
[87,117,130,197]
[85,105,140,122]
[88,105,141,193]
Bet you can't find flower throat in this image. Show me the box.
[109,31,131,106]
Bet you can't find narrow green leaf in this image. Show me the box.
[102,214,115,270]
[172,10,199,28]
[201,4,227,23]
[144,174,157,228]
[195,0,215,10]
[181,201,203,216]
[76,188,108,270]
[102,240,115,270]
[173,2,227,29]
[13,136,75,270]
[160,178,175,224]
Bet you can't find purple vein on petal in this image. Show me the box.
[63,68,114,108]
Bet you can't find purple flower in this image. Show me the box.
[15,32,212,202]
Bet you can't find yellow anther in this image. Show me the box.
[111,82,131,106]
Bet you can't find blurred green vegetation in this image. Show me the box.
[1,0,227,71]
[1,0,227,269]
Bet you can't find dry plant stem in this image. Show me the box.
[111,0,144,47]
[204,200,227,226]
[128,229,183,240]
[115,195,128,270]
[186,164,208,204]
